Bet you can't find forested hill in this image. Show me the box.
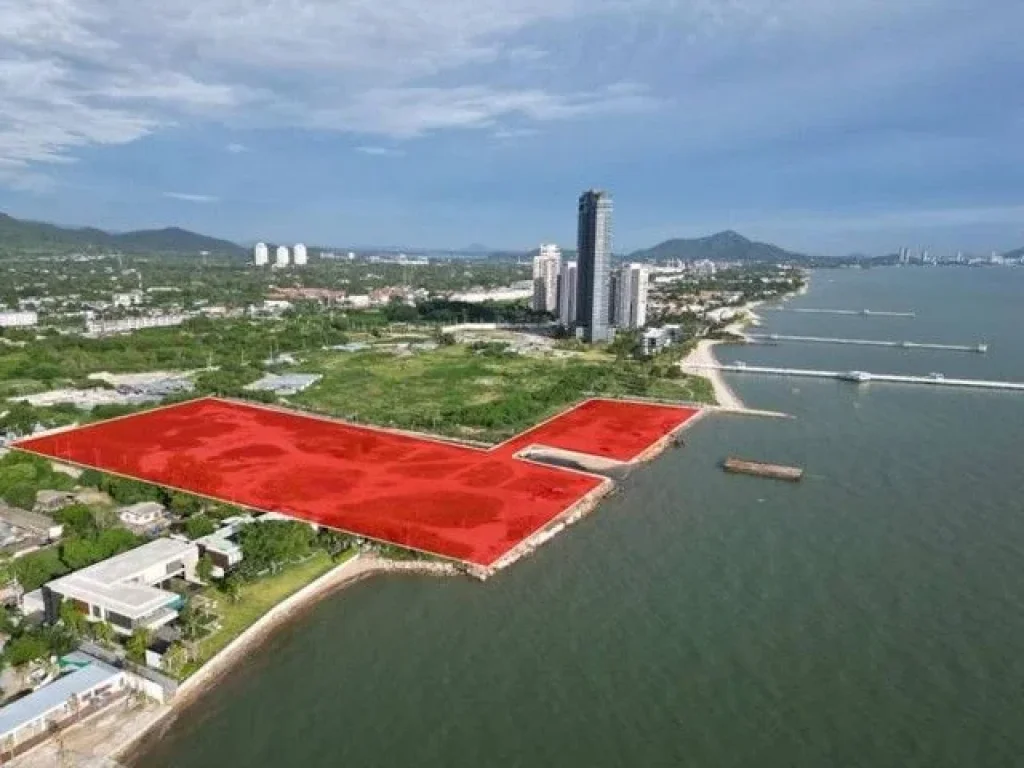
[0,212,245,256]
[627,230,810,263]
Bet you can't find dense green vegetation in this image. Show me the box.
[294,343,712,441]
[0,451,75,509]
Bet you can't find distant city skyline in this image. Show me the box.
[0,1,1022,255]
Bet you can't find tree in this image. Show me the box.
[59,600,87,637]
[317,529,353,561]
[4,635,48,666]
[162,643,189,677]
[197,554,214,583]
[55,504,97,537]
[90,621,115,647]
[126,627,151,664]
[221,573,242,603]
[237,521,314,574]
[184,515,216,540]
[169,493,201,517]
[60,537,104,571]
[11,549,68,592]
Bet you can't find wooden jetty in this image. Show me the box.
[722,457,804,482]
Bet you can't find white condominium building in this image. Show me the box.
[615,263,649,330]
[531,244,562,313]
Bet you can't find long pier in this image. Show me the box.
[746,334,987,354]
[690,363,1024,392]
[765,308,916,318]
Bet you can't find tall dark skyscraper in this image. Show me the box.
[575,189,613,342]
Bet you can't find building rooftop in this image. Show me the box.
[244,373,322,395]
[0,656,121,738]
[0,503,61,536]
[46,538,194,619]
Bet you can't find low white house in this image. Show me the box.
[42,538,199,636]
[118,501,167,529]
[0,652,126,759]
[195,516,250,578]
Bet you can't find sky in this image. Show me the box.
[0,0,1022,255]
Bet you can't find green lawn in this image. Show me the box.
[291,345,714,442]
[183,550,353,677]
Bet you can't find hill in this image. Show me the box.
[1002,246,1024,260]
[0,212,245,256]
[627,230,810,264]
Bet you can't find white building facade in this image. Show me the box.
[293,243,308,266]
[531,244,561,313]
[275,245,290,267]
[253,242,269,266]
[0,311,38,328]
[42,538,199,636]
[615,263,649,330]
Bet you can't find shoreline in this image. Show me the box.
[120,554,458,761]
[13,554,458,767]
[681,338,746,410]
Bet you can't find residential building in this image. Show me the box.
[615,263,649,330]
[640,325,684,357]
[575,189,613,342]
[42,538,199,636]
[0,504,63,542]
[558,260,578,327]
[293,243,308,266]
[0,311,38,328]
[253,242,269,266]
[85,314,188,336]
[275,245,290,267]
[111,290,143,308]
[531,244,561,313]
[195,516,251,578]
[0,652,127,760]
[692,259,716,278]
[118,501,168,532]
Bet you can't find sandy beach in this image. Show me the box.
[11,554,457,768]
[680,339,745,410]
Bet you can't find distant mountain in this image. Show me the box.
[0,212,245,256]
[627,230,810,264]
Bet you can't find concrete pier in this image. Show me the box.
[688,363,1024,392]
[746,334,987,354]
[765,308,916,318]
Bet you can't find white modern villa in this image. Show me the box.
[41,538,199,636]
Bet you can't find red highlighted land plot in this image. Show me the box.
[497,398,701,462]
[14,397,701,567]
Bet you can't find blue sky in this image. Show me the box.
[0,0,1022,255]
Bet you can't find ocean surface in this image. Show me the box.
[135,268,1024,768]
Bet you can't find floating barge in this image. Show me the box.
[722,457,804,482]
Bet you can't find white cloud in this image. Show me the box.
[355,146,404,157]
[310,83,656,137]
[0,0,1020,188]
[226,142,248,154]
[493,127,541,139]
[164,191,219,203]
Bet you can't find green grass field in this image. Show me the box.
[291,345,713,442]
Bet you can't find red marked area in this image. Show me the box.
[498,398,701,462]
[14,397,699,567]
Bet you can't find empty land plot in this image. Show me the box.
[14,396,702,567]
